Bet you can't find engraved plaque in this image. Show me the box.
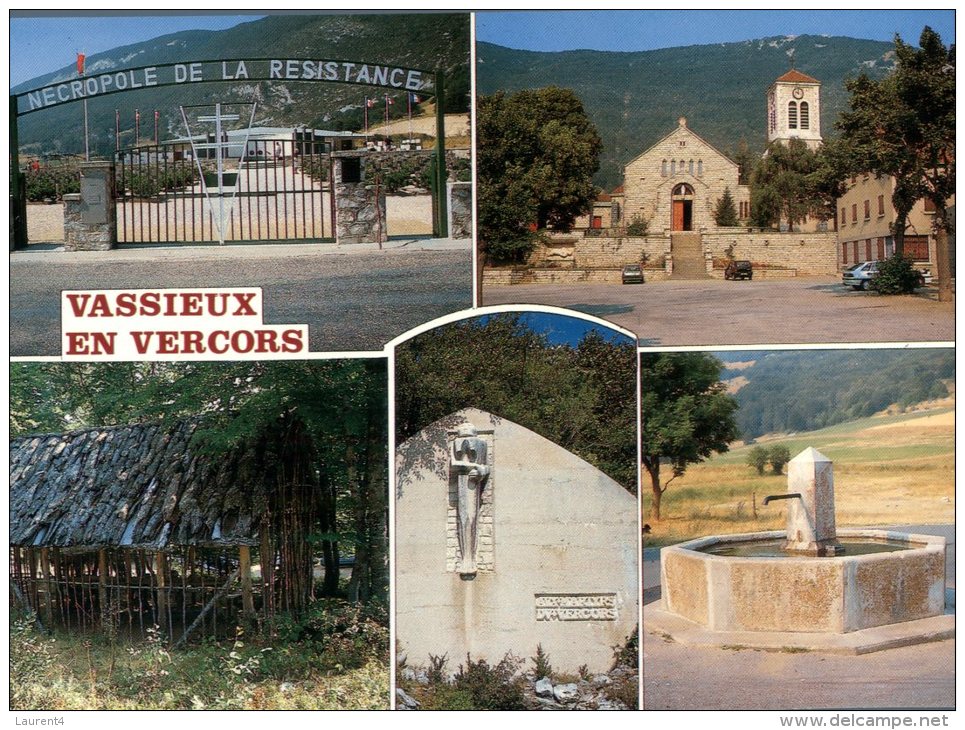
[535,593,618,621]
[81,177,107,225]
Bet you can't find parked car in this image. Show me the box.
[724,260,753,280]
[842,260,932,290]
[842,261,878,290]
[622,264,644,284]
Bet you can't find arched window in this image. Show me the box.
[788,101,798,129]
[800,101,809,129]
[661,159,667,177]
[672,183,694,197]
[670,160,676,175]
[688,159,694,175]
[697,159,703,176]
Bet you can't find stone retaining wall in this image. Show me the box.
[702,230,838,275]
[490,229,838,283]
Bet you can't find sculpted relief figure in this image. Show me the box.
[450,423,490,576]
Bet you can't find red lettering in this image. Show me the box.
[131,331,154,354]
[182,331,204,353]
[282,329,304,353]
[156,332,179,354]
[180,293,203,315]
[65,293,92,317]
[115,292,137,317]
[232,292,258,316]
[88,294,112,317]
[209,331,230,354]
[65,331,115,355]
[140,293,160,316]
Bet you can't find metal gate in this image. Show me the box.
[114,137,335,244]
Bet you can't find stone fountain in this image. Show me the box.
[648,448,952,651]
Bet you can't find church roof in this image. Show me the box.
[625,117,738,170]
[775,69,820,84]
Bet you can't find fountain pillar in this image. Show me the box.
[785,447,843,556]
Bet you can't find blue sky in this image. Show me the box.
[475,10,955,53]
[9,12,265,86]
[479,312,632,346]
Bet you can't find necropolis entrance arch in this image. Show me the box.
[11,57,450,247]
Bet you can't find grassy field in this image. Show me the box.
[642,407,954,547]
[10,599,389,710]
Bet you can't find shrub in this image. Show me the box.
[746,445,769,475]
[768,444,792,475]
[870,254,922,295]
[452,653,526,710]
[531,643,553,679]
[626,214,649,236]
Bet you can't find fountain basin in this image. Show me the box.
[660,528,945,634]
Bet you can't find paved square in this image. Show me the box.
[483,278,954,346]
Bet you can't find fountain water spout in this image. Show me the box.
[762,492,802,506]
[780,448,843,557]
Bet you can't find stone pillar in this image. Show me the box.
[448,181,472,240]
[785,447,842,556]
[333,152,387,245]
[64,161,116,251]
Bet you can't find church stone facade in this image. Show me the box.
[618,117,750,234]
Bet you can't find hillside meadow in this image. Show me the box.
[642,407,954,547]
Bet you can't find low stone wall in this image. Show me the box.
[702,230,838,275]
[448,182,471,240]
[483,267,668,286]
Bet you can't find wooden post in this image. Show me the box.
[260,530,274,617]
[155,551,168,634]
[40,548,53,627]
[238,545,255,619]
[98,549,109,627]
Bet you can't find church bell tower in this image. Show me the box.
[766,68,822,150]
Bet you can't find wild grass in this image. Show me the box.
[10,598,389,710]
[643,408,954,547]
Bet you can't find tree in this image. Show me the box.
[835,27,955,301]
[767,444,792,475]
[714,187,739,227]
[746,445,769,476]
[640,353,740,520]
[396,313,637,492]
[749,139,823,229]
[477,87,603,264]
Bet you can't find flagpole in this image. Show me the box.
[364,96,369,146]
[407,93,413,143]
[115,109,120,152]
[135,109,140,145]
[154,110,159,145]
[384,94,389,141]
[78,53,89,160]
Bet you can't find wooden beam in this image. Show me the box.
[173,568,239,649]
[238,546,255,619]
[155,551,168,633]
[98,549,108,626]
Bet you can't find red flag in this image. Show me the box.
[77,53,85,75]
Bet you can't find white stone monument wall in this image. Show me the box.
[396,408,639,673]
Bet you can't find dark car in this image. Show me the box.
[724,260,753,280]
[622,264,644,284]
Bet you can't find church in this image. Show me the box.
[611,68,823,234]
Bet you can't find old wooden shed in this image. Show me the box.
[10,417,320,642]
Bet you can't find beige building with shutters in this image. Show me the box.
[836,173,950,271]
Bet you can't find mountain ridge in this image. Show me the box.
[477,34,898,188]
